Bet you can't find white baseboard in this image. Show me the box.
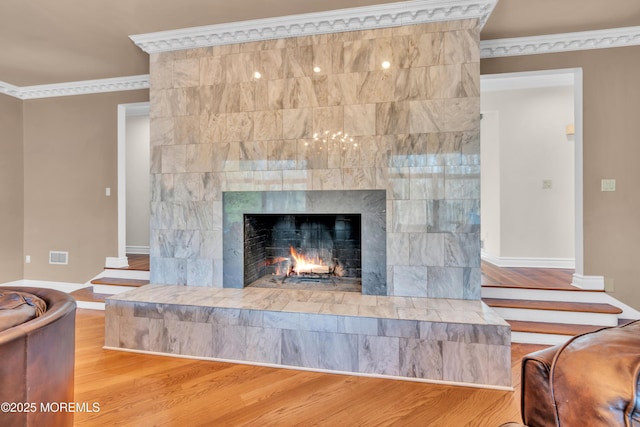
[126,246,150,255]
[1,279,87,293]
[571,273,604,290]
[105,256,129,269]
[482,252,575,269]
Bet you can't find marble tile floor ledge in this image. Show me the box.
[105,285,512,389]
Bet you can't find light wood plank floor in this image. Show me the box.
[481,260,576,290]
[74,309,546,426]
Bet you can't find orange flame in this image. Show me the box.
[289,246,329,275]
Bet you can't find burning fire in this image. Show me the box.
[289,246,329,275]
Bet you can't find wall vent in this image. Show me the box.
[49,251,69,265]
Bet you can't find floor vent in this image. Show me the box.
[49,251,69,265]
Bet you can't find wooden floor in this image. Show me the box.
[74,309,545,426]
[481,260,576,290]
[123,254,150,271]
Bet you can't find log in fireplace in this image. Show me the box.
[244,214,362,291]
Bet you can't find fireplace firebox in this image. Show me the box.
[244,214,361,291]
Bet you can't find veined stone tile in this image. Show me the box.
[283,108,312,139]
[253,170,283,191]
[358,304,396,319]
[428,65,461,100]
[409,100,444,133]
[328,74,358,106]
[212,324,247,360]
[282,330,321,369]
[239,140,268,171]
[463,267,482,299]
[409,32,444,67]
[253,110,283,141]
[150,147,162,173]
[200,56,225,86]
[387,232,410,266]
[264,311,299,330]
[257,49,284,80]
[161,145,187,173]
[358,335,399,376]
[410,166,445,200]
[444,98,480,132]
[376,102,410,135]
[396,308,441,322]
[284,45,313,78]
[186,145,213,173]
[344,104,375,136]
[226,112,254,142]
[212,142,240,172]
[246,326,281,364]
[442,341,510,387]
[343,168,376,190]
[311,44,332,76]
[200,113,227,144]
[296,139,327,169]
[312,169,343,190]
[150,60,173,90]
[282,169,313,191]
[118,316,150,350]
[282,301,323,314]
[392,200,427,233]
[385,166,410,200]
[318,332,359,372]
[313,106,343,136]
[344,39,375,73]
[173,58,199,88]
[225,52,256,83]
[378,318,419,338]
[358,70,394,104]
[399,338,443,379]
[173,173,203,201]
[299,313,338,333]
[319,303,359,316]
[342,293,377,307]
[202,173,225,202]
[224,171,254,191]
[393,265,428,297]
[238,82,256,112]
[443,29,479,65]
[427,267,464,299]
[150,117,173,146]
[336,316,378,335]
[444,232,480,268]
[174,116,200,145]
[267,78,286,110]
[462,62,480,97]
[284,77,319,109]
[228,309,264,327]
[104,312,119,347]
[268,140,297,170]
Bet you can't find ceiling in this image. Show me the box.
[1,0,639,87]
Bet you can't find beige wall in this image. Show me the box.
[0,94,24,282]
[482,46,640,309]
[22,90,148,283]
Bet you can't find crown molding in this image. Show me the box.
[480,26,640,59]
[0,75,150,100]
[130,0,497,54]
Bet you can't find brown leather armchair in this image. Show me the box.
[0,287,76,427]
[503,319,640,427]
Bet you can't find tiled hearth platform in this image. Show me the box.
[105,285,511,389]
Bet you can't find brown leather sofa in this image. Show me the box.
[503,319,640,427]
[0,287,76,427]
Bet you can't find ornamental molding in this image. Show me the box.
[130,0,498,54]
[480,26,640,58]
[0,75,150,100]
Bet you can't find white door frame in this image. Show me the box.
[480,68,601,289]
[105,102,150,269]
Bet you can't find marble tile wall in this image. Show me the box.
[148,19,481,299]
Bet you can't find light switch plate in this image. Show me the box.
[601,179,616,192]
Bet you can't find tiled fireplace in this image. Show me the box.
[223,190,386,294]
[106,2,510,389]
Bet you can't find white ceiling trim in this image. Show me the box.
[480,26,640,58]
[0,75,150,100]
[130,0,498,54]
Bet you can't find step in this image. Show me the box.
[508,320,605,336]
[483,298,621,327]
[482,286,606,304]
[90,277,149,296]
[483,298,622,314]
[69,286,107,310]
[90,277,149,287]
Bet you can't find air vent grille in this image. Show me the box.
[49,251,69,265]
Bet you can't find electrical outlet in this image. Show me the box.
[25,255,31,264]
[542,179,553,190]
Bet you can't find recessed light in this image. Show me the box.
[313,66,321,73]
[253,71,262,79]
[381,61,391,69]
